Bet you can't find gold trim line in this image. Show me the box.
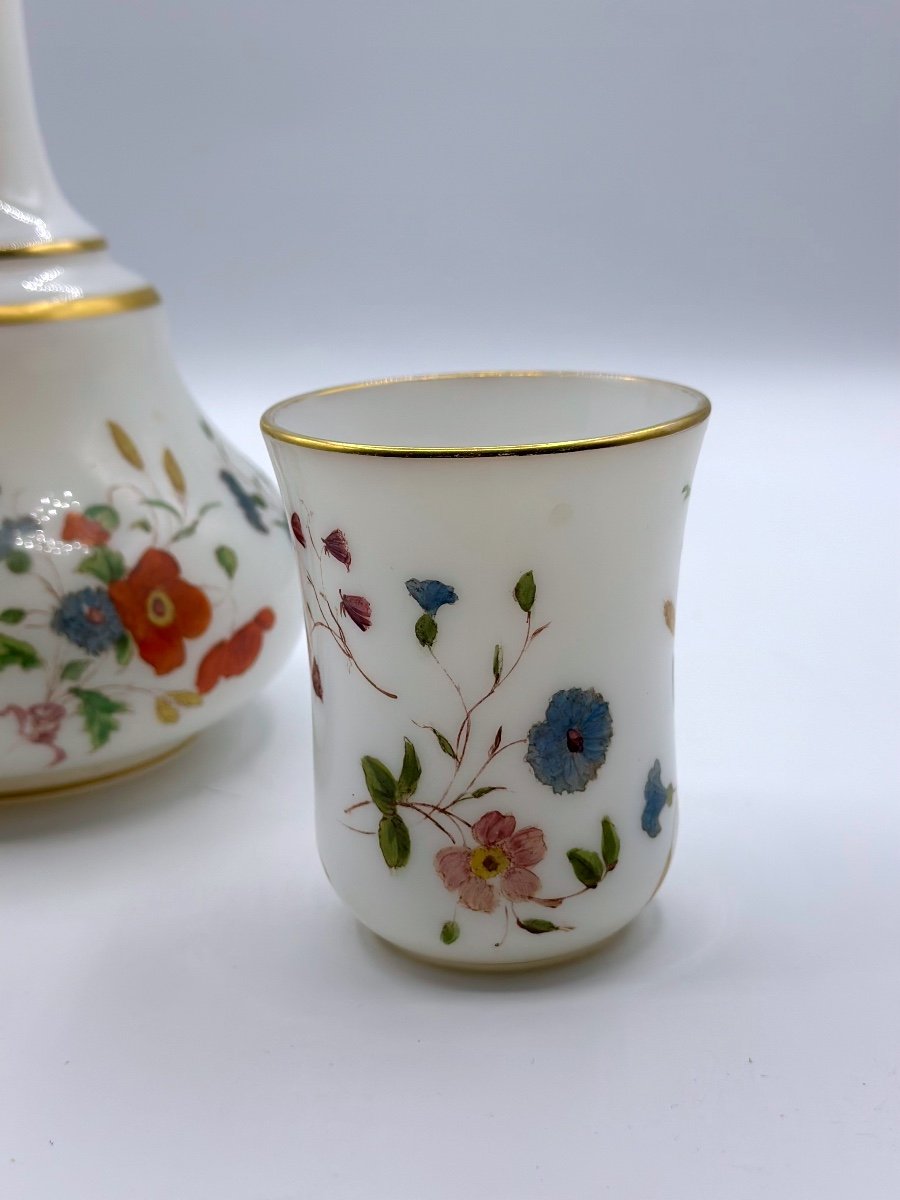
[0,235,108,258]
[260,370,712,458]
[0,285,160,325]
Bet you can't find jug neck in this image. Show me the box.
[0,1,158,323]
[0,0,101,251]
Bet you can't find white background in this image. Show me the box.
[2,1,899,1197]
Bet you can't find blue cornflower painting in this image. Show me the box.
[51,587,124,655]
[405,579,458,615]
[0,515,38,560]
[641,759,674,837]
[220,470,268,533]
[525,687,613,794]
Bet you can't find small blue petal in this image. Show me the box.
[641,759,669,837]
[405,578,458,615]
[525,687,613,794]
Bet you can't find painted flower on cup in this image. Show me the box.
[339,591,372,632]
[525,687,613,794]
[341,566,626,946]
[195,607,276,694]
[108,548,212,675]
[405,579,458,615]
[434,811,547,913]
[323,529,351,569]
[641,759,674,838]
[51,587,124,655]
[290,512,306,547]
[0,701,67,764]
[61,512,110,547]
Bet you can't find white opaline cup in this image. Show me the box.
[263,372,710,968]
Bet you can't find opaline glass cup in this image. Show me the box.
[263,372,710,968]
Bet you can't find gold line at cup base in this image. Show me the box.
[0,235,108,259]
[0,735,197,805]
[261,370,711,458]
[0,285,161,325]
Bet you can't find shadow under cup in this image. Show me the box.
[262,373,710,969]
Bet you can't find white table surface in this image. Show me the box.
[2,367,898,1199]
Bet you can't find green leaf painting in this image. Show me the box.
[431,729,458,761]
[69,688,128,750]
[566,818,620,889]
[361,755,397,815]
[83,504,120,533]
[0,633,42,672]
[61,659,91,682]
[77,546,126,584]
[516,918,560,935]
[140,498,181,518]
[513,570,536,613]
[378,813,411,869]
[5,549,30,573]
[114,633,134,666]
[566,848,605,889]
[397,738,421,799]
[600,816,620,871]
[215,545,238,579]
[415,613,438,648]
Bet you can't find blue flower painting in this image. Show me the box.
[525,687,613,794]
[51,587,124,655]
[220,470,268,533]
[641,759,674,837]
[405,579,458,615]
[0,515,38,562]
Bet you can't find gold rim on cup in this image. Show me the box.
[260,370,712,459]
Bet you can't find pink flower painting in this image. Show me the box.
[435,811,547,913]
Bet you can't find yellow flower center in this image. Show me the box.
[470,845,509,879]
[146,588,176,628]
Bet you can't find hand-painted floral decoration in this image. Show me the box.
[323,529,351,569]
[339,592,372,632]
[0,419,279,766]
[405,578,458,615]
[335,567,620,947]
[288,502,396,699]
[51,587,124,656]
[525,687,613,794]
[61,512,111,547]
[109,549,212,675]
[641,759,675,838]
[199,417,284,535]
[435,811,546,913]
[220,469,268,533]
[0,702,67,765]
[195,607,277,694]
